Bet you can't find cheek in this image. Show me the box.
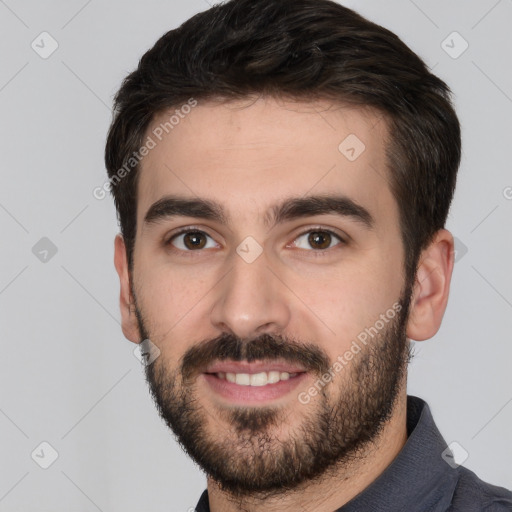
[134,263,214,353]
[297,255,403,349]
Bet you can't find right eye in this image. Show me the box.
[166,229,218,252]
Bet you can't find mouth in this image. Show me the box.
[202,361,309,404]
[211,370,301,386]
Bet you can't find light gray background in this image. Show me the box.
[0,0,511,510]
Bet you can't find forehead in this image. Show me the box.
[136,97,395,230]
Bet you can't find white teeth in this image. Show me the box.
[267,371,280,384]
[235,373,251,385]
[250,372,268,386]
[217,371,297,386]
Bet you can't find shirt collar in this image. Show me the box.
[337,395,458,511]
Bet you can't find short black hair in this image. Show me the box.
[105,0,461,284]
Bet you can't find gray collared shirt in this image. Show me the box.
[194,395,512,511]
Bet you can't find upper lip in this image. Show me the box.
[204,360,307,375]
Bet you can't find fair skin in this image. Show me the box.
[114,97,454,512]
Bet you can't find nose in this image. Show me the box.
[209,247,292,341]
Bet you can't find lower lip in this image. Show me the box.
[202,372,308,404]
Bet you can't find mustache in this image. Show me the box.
[180,333,331,381]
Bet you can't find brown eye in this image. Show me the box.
[183,232,207,249]
[167,230,215,251]
[293,229,343,251]
[308,231,332,250]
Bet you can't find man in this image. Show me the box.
[104,0,512,510]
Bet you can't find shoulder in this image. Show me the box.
[449,466,512,511]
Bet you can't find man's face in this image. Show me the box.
[128,97,412,495]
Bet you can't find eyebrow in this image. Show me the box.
[143,194,374,231]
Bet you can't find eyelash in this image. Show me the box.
[164,226,346,258]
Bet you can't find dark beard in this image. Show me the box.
[135,285,413,499]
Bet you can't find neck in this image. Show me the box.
[207,391,408,512]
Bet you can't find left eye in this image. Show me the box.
[292,230,343,251]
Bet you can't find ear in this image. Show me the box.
[406,229,455,341]
[114,234,141,344]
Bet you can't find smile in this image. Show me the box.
[213,371,300,386]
